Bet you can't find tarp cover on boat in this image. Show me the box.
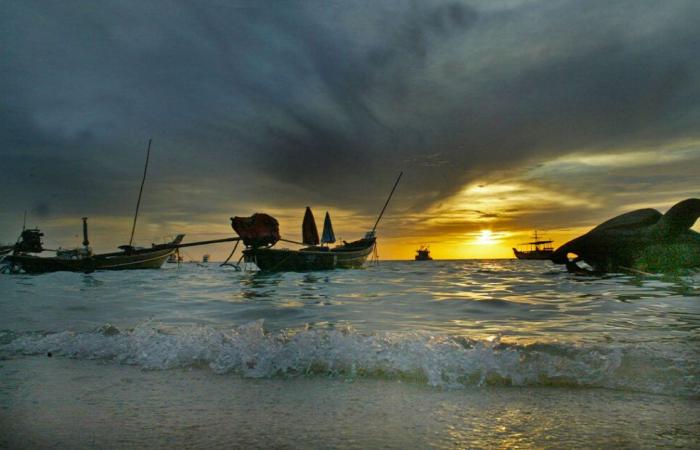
[302,207,319,246]
[231,213,280,248]
[321,211,336,244]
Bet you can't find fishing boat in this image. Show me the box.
[2,140,242,274]
[5,235,184,274]
[414,246,433,261]
[1,216,186,274]
[2,217,242,274]
[238,209,376,272]
[512,231,554,260]
[236,173,402,272]
[239,207,335,271]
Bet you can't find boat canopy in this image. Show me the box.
[302,207,320,246]
[321,212,336,244]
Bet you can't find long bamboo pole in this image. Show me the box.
[371,171,403,233]
[172,237,240,249]
[128,139,152,247]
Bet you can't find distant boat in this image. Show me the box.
[202,254,210,263]
[414,246,433,261]
[513,231,554,260]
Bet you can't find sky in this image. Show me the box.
[1,0,699,260]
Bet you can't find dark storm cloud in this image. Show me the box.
[1,0,699,236]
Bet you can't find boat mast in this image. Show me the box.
[533,230,538,251]
[128,139,152,247]
[370,171,403,234]
[82,217,90,247]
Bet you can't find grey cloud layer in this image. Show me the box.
[1,0,699,232]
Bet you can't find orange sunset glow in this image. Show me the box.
[2,2,700,448]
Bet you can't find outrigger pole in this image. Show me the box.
[170,236,240,249]
[128,138,152,247]
[96,236,241,258]
[371,171,403,233]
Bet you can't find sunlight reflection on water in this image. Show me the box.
[1,260,698,346]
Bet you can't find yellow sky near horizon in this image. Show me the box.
[5,142,699,262]
[22,216,589,262]
[9,198,698,262]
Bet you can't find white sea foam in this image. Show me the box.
[2,321,697,397]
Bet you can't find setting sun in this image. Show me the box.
[476,230,495,245]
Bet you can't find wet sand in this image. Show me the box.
[2,357,698,449]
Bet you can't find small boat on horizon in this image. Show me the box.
[512,231,554,260]
[414,246,433,261]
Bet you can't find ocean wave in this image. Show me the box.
[2,321,697,397]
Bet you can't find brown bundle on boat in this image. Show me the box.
[230,213,280,248]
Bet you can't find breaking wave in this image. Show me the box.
[1,321,697,397]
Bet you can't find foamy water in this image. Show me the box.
[1,260,699,447]
[3,320,698,397]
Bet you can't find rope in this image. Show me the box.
[220,240,240,267]
[221,253,244,271]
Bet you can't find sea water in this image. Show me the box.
[1,260,698,448]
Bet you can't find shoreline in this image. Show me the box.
[2,357,698,448]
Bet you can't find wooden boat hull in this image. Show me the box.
[244,238,375,272]
[512,248,554,260]
[332,238,375,268]
[5,247,176,274]
[243,248,337,271]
